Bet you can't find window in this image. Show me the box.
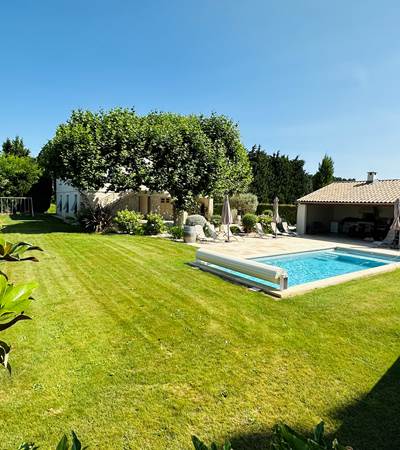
[58,196,62,213]
[73,194,78,214]
[64,194,69,213]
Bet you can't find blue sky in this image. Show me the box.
[1,0,399,179]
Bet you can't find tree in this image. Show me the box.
[142,112,218,212]
[313,154,334,191]
[197,113,252,196]
[39,109,253,216]
[2,136,30,157]
[0,155,41,196]
[248,146,312,203]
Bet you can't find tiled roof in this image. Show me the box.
[298,180,400,205]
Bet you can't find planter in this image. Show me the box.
[183,225,197,244]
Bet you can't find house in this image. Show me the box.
[56,180,213,221]
[297,172,400,240]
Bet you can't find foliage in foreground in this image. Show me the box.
[270,421,352,450]
[0,237,42,262]
[192,422,352,450]
[19,431,87,450]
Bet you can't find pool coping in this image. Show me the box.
[193,246,400,298]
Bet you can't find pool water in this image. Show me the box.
[253,249,396,287]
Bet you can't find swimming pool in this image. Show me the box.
[253,248,399,287]
[195,247,400,296]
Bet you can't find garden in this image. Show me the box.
[0,214,399,449]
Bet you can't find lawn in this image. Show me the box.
[0,215,399,450]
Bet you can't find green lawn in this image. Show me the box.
[1,215,399,449]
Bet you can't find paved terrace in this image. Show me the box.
[192,234,400,297]
[193,234,400,259]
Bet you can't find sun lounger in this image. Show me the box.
[255,222,268,238]
[282,221,297,236]
[271,221,284,237]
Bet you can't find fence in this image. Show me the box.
[0,197,34,216]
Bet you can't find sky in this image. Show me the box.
[1,0,400,179]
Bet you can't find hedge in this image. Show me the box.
[256,203,297,224]
[214,203,297,225]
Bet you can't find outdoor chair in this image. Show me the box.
[271,221,284,237]
[282,221,297,236]
[255,222,268,239]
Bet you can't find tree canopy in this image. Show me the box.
[0,154,41,197]
[313,154,334,191]
[2,136,30,157]
[39,108,252,211]
[248,145,312,204]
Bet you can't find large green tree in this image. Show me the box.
[0,155,41,196]
[248,146,312,203]
[2,136,30,157]
[39,109,252,214]
[196,113,252,196]
[313,154,334,191]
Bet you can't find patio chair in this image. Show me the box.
[271,221,284,237]
[195,225,215,243]
[220,224,242,241]
[282,221,297,236]
[255,222,268,238]
[204,223,225,242]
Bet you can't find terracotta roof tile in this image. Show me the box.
[298,180,400,205]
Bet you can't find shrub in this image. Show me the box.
[144,213,165,235]
[242,213,258,232]
[77,204,114,233]
[256,203,297,224]
[114,209,143,235]
[230,193,258,215]
[258,214,273,233]
[230,225,241,235]
[262,209,273,217]
[210,214,221,226]
[169,225,184,240]
[186,214,207,227]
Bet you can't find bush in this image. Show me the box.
[242,213,258,232]
[258,214,273,233]
[78,204,114,233]
[169,225,184,240]
[262,209,273,217]
[144,213,165,235]
[230,193,258,215]
[256,203,297,224]
[186,214,207,227]
[230,225,241,235]
[210,214,221,226]
[114,209,143,235]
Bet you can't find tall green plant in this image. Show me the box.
[19,431,87,450]
[0,237,42,262]
[0,238,41,372]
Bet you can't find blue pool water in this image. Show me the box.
[205,248,399,289]
[253,249,397,287]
